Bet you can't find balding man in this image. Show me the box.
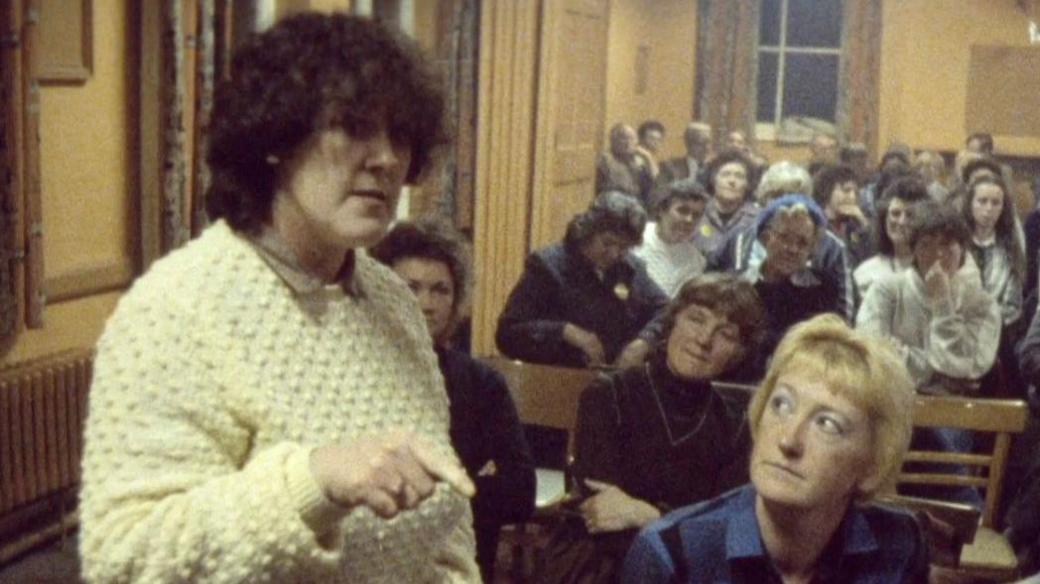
[595,123,655,208]
[657,122,713,187]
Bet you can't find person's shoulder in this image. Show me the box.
[859,502,920,535]
[117,221,254,310]
[647,485,748,538]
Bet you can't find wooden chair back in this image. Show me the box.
[898,394,1029,581]
[479,356,600,453]
[901,395,1029,527]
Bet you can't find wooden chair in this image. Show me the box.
[897,394,1030,582]
[479,356,600,582]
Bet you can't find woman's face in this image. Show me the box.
[913,234,962,277]
[392,257,456,344]
[885,198,913,248]
[761,213,816,278]
[712,162,749,214]
[825,181,858,221]
[581,231,632,272]
[971,183,1005,235]
[750,371,874,511]
[665,303,744,380]
[275,127,412,253]
[658,198,706,244]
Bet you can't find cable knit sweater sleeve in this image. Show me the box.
[80,223,478,583]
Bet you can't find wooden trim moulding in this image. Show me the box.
[43,258,134,303]
[38,0,92,83]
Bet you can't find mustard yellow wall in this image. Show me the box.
[879,0,1040,157]
[604,0,697,160]
[4,0,131,365]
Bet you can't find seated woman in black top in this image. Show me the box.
[535,273,766,583]
[371,218,536,582]
[496,191,670,369]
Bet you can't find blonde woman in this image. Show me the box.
[624,314,927,583]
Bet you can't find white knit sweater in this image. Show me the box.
[80,221,478,583]
[633,222,706,298]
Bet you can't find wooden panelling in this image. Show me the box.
[966,46,1040,138]
[43,257,134,303]
[38,0,92,83]
[529,0,607,249]
[471,0,541,356]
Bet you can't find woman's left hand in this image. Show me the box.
[578,480,661,533]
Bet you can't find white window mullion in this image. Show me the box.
[773,0,789,127]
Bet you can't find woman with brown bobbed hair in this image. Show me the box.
[537,273,766,583]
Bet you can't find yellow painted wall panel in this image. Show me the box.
[879,0,1040,156]
[605,0,696,161]
[40,0,132,281]
[4,293,122,363]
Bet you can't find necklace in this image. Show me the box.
[644,362,715,447]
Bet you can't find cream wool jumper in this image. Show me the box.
[80,221,478,583]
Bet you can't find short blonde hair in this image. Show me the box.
[747,314,915,502]
[754,161,813,204]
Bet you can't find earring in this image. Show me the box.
[265,154,280,165]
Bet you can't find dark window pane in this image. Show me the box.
[757,52,779,123]
[787,0,842,48]
[781,53,839,121]
[759,0,781,46]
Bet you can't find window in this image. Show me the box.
[756,0,843,140]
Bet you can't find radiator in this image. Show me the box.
[0,349,92,516]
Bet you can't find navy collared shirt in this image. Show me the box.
[622,485,928,584]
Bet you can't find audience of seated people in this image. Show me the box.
[496,191,669,370]
[623,315,927,583]
[535,274,766,583]
[596,123,657,209]
[485,118,1037,580]
[633,177,708,298]
[709,160,855,322]
[370,219,537,582]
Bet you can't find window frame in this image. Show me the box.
[755,0,843,142]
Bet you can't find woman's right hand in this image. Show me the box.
[309,431,475,519]
[563,324,606,366]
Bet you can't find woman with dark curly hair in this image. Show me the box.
[371,218,536,582]
[536,274,766,583]
[496,191,670,370]
[694,149,759,258]
[80,14,480,583]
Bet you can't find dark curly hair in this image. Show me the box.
[907,200,971,253]
[811,163,858,209]
[703,149,754,198]
[369,217,471,311]
[563,191,647,253]
[875,176,929,257]
[205,13,450,232]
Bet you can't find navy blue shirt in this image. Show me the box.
[622,485,928,584]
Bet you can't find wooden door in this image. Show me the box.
[529,0,609,248]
